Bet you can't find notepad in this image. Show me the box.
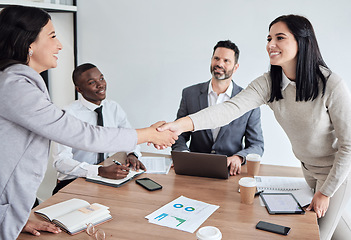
[86,169,144,187]
[35,198,112,235]
[254,176,314,207]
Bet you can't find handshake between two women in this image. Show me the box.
[144,117,194,149]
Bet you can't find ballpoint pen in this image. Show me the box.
[112,159,130,172]
[112,159,122,165]
[255,190,264,196]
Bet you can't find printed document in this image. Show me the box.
[145,196,219,233]
[140,156,172,174]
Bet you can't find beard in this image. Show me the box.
[210,65,234,80]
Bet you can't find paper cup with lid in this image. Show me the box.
[196,226,222,240]
[238,177,257,204]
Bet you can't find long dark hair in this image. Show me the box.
[0,5,51,71]
[268,14,330,102]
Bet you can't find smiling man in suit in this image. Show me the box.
[172,40,264,176]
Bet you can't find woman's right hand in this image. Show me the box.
[148,121,178,149]
[150,117,194,149]
[137,121,178,149]
[157,116,194,136]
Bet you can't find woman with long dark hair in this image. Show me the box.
[160,15,351,239]
[0,5,176,238]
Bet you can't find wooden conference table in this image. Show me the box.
[19,153,319,239]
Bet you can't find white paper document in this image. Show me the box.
[145,196,219,233]
[255,176,314,207]
[140,156,172,174]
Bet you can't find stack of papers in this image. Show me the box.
[145,196,219,233]
[140,157,172,174]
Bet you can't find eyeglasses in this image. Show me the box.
[86,223,106,240]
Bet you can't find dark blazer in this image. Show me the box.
[172,80,264,159]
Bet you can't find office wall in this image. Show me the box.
[76,0,351,168]
[37,12,75,201]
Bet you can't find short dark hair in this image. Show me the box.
[268,14,330,102]
[213,40,240,63]
[0,5,51,70]
[72,63,97,86]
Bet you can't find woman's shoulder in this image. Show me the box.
[322,67,343,89]
[1,64,41,83]
[252,71,271,83]
[4,63,36,75]
[1,64,37,84]
[321,68,350,100]
[249,72,272,91]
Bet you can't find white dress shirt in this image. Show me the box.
[208,80,233,141]
[53,97,141,181]
[281,70,296,90]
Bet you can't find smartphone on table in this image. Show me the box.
[136,177,162,191]
[256,221,291,235]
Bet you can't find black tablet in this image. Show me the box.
[260,193,305,214]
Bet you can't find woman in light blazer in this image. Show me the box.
[0,5,176,239]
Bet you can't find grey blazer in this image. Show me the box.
[0,64,137,239]
[172,80,264,159]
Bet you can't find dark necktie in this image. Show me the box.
[94,106,104,164]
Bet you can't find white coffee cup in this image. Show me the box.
[246,153,261,177]
[196,226,222,240]
[238,177,257,204]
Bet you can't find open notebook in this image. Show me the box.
[86,169,144,187]
[35,198,112,235]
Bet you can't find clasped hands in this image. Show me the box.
[145,120,181,149]
[147,117,191,149]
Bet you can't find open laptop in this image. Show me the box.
[171,151,229,179]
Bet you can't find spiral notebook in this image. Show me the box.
[254,176,314,207]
